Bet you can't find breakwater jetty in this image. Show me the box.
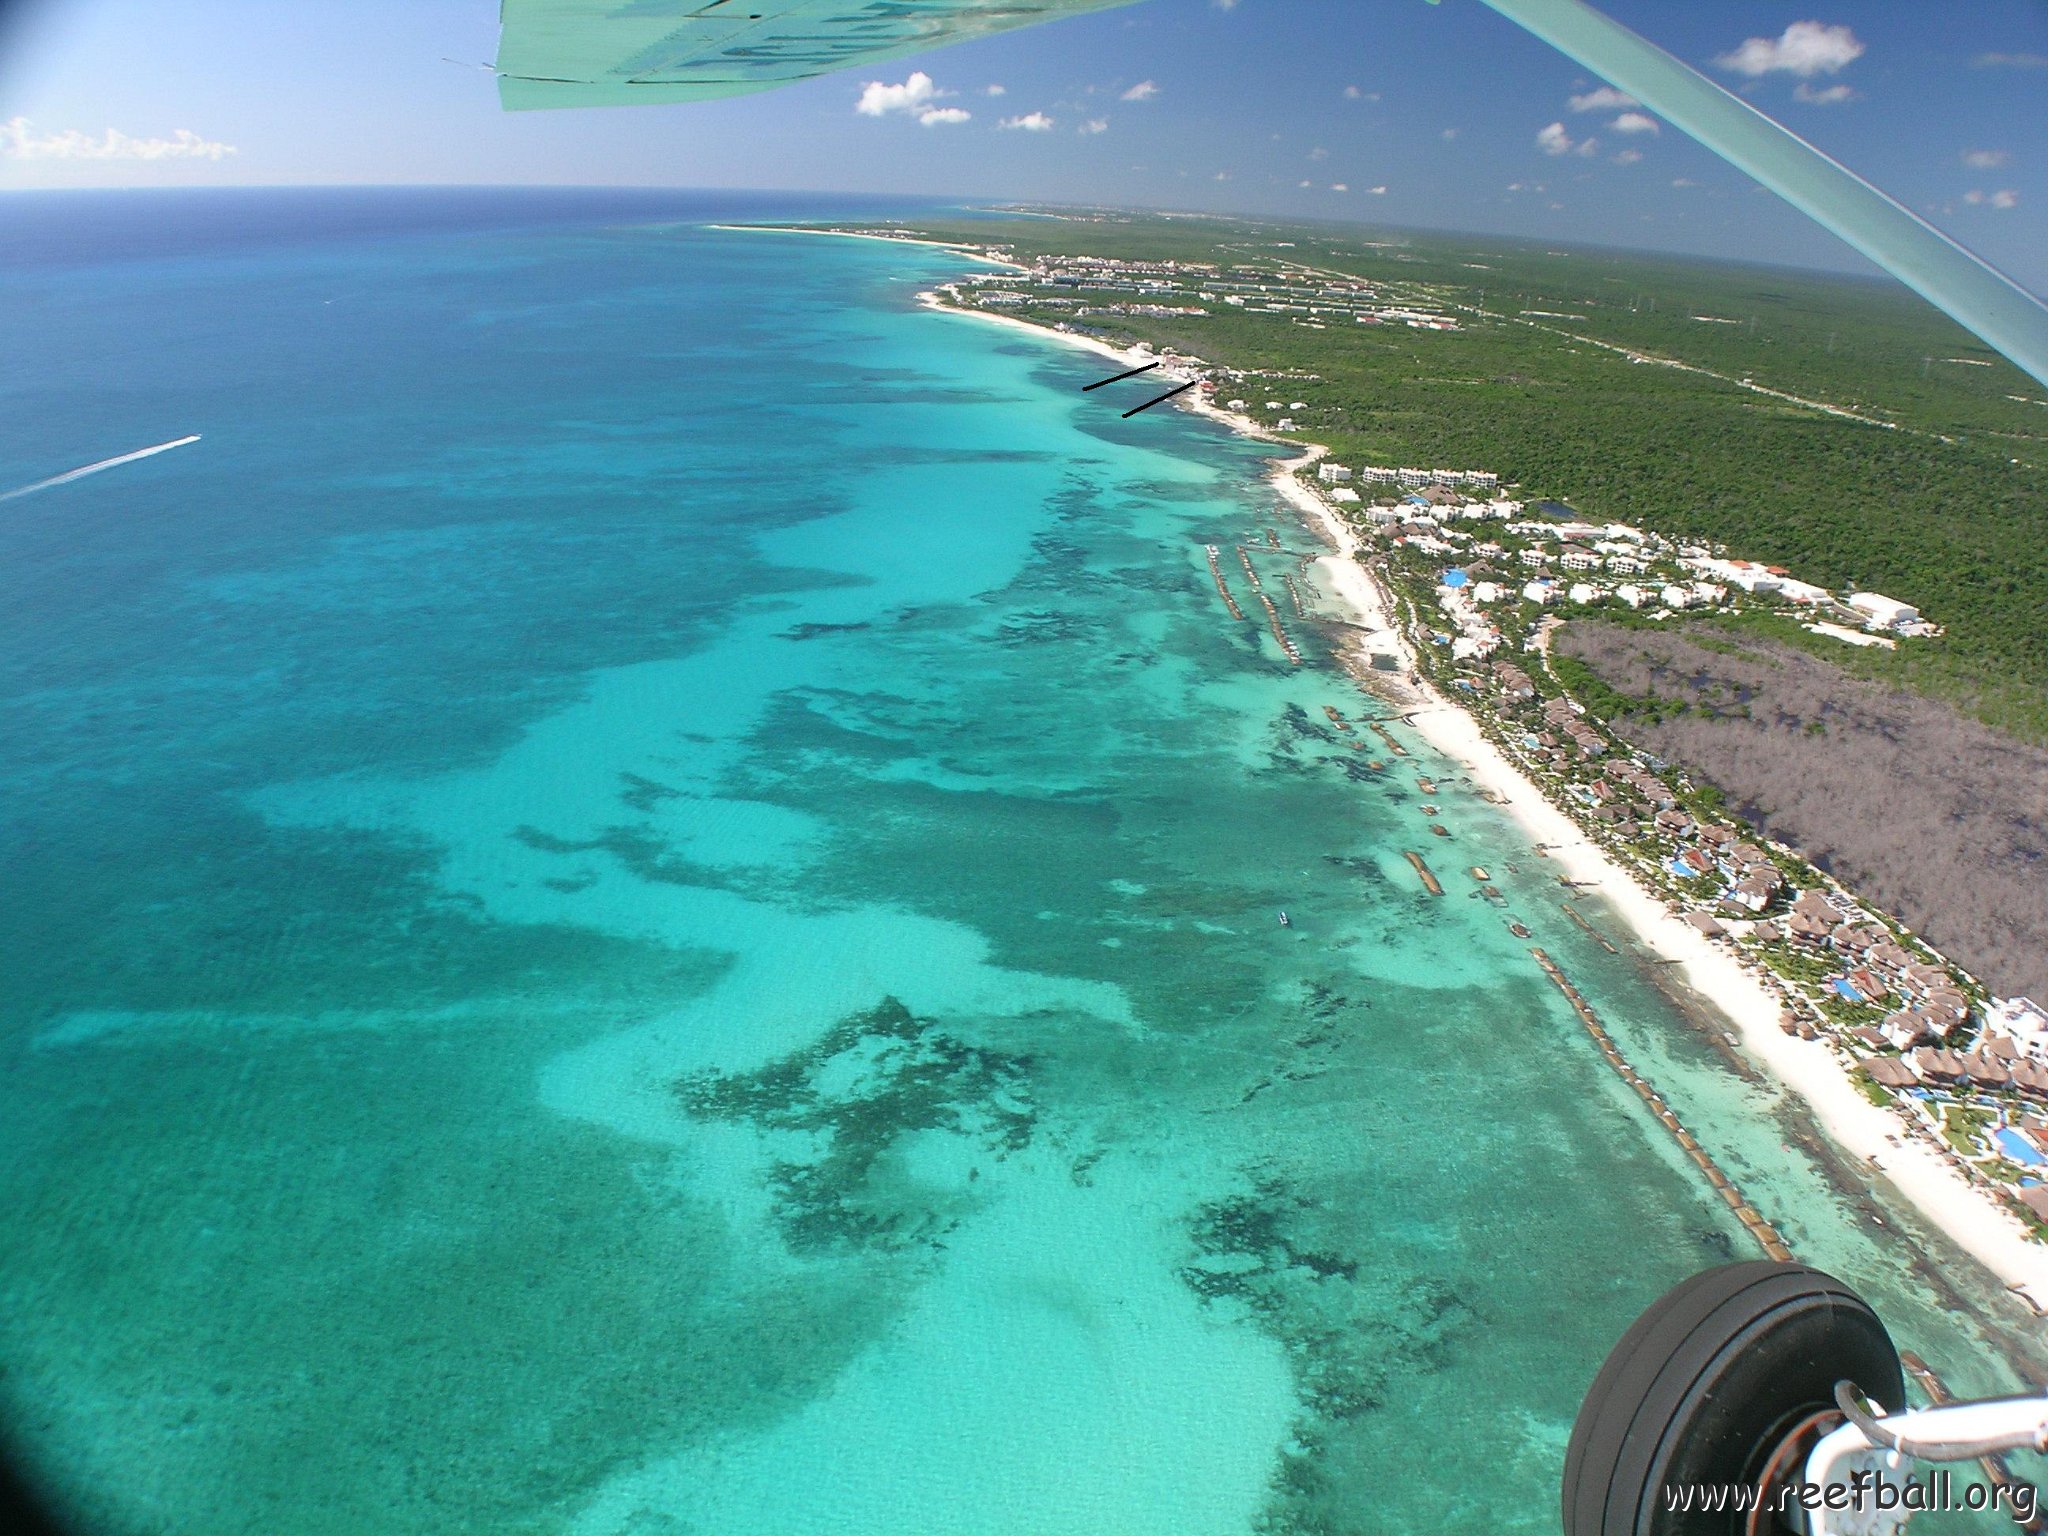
[1203,545,1247,621]
[1404,850,1443,895]
[1529,946,1794,1263]
[1236,547,1303,664]
[1256,589,1304,665]
[1561,901,1620,954]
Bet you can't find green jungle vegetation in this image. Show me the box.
[871,210,2048,742]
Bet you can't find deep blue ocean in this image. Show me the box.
[0,188,2031,1535]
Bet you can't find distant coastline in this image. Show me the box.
[706,223,1022,268]
[736,220,2048,1318]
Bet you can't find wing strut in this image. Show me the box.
[1479,0,2048,388]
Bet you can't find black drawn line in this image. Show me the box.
[1121,380,1198,417]
[1081,362,1160,391]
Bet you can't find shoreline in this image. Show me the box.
[706,224,1023,268]
[896,251,2048,1310]
[1296,491,2048,1309]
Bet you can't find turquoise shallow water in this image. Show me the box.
[0,191,2037,1535]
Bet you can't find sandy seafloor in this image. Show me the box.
[0,192,2041,1536]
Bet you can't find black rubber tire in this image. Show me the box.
[1562,1261,1904,1536]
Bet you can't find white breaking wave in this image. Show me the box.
[0,435,201,502]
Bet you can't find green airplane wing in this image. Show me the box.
[494,0,1141,109]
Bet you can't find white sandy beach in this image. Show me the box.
[894,251,2048,1309]
[1295,492,2048,1307]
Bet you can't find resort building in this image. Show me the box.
[1988,998,2048,1061]
[1848,592,1920,630]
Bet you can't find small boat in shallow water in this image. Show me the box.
[1509,920,1533,939]
[1277,910,1291,928]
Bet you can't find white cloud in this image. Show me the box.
[1966,189,2020,209]
[1613,148,1644,165]
[0,116,236,161]
[1715,21,1864,78]
[1367,185,1387,195]
[1576,137,1600,158]
[1793,82,1857,104]
[1441,127,1458,140]
[1672,177,1700,188]
[1330,183,1348,192]
[1343,84,1361,99]
[1974,52,2048,68]
[1120,80,1158,102]
[918,107,971,126]
[1568,86,1638,113]
[984,84,1006,97]
[1214,169,1231,180]
[1308,146,1328,161]
[1298,179,1312,189]
[1536,121,1575,156]
[999,112,1054,132]
[857,71,940,116]
[1080,118,1109,135]
[1964,149,2011,169]
[1611,111,1659,134]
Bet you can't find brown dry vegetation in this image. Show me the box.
[1555,621,2048,999]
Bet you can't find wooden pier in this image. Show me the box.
[1203,545,1247,621]
[1529,946,1794,1263]
[1404,851,1444,895]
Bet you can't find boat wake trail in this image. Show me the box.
[0,434,202,502]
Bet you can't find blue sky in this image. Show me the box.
[1,0,2043,287]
